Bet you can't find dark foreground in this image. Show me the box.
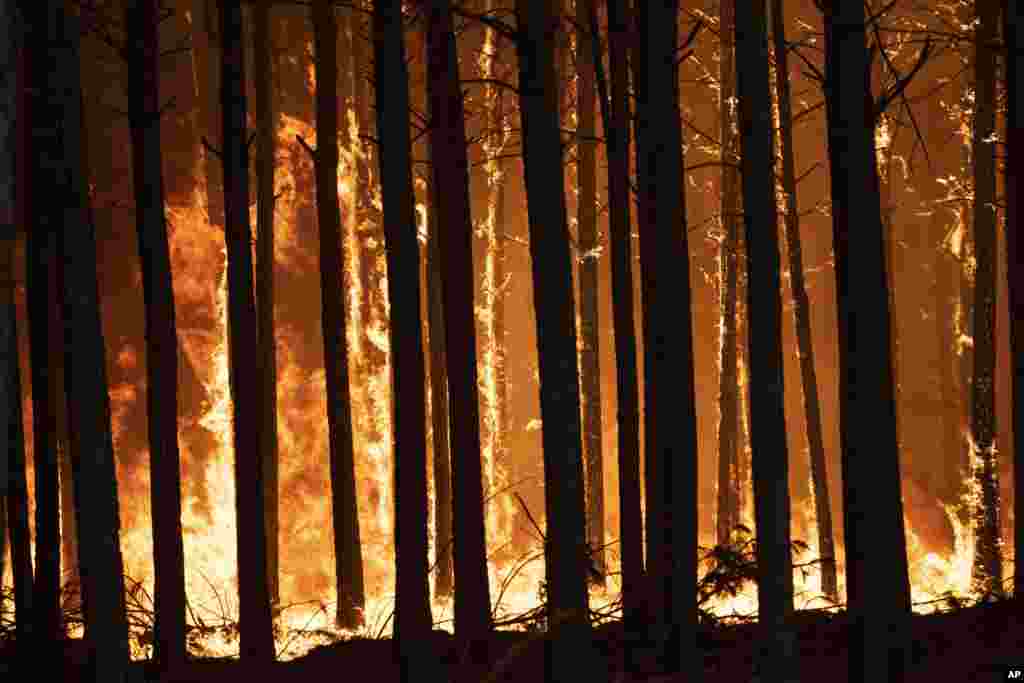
[3,599,1023,682]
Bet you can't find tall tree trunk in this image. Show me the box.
[0,0,12,513]
[735,1,797,681]
[821,3,912,681]
[1004,0,1023,601]
[126,0,188,668]
[514,1,592,681]
[425,4,493,679]
[575,0,604,585]
[590,0,643,661]
[632,1,699,676]
[23,0,62,643]
[311,0,365,630]
[191,0,223,226]
[372,3,433,681]
[969,0,1002,597]
[56,7,131,680]
[218,0,275,663]
[252,0,281,611]
[716,0,742,549]
[770,0,837,603]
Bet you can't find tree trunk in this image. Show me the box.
[514,1,593,681]
[23,0,62,643]
[590,0,643,661]
[0,0,12,513]
[632,1,699,676]
[716,0,742,549]
[821,3,912,680]
[969,0,1002,597]
[575,0,604,585]
[770,0,837,603]
[311,0,365,630]
[252,0,281,611]
[1004,0,1024,601]
[425,4,493,678]
[191,0,223,227]
[735,2,798,681]
[56,8,131,680]
[218,0,275,663]
[372,4,434,681]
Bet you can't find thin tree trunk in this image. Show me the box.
[425,4,493,679]
[716,0,742,549]
[0,0,13,515]
[252,0,281,610]
[821,3,912,680]
[219,0,275,663]
[590,0,643,660]
[576,0,604,585]
[514,1,593,681]
[770,0,837,603]
[192,0,223,226]
[311,0,365,630]
[372,4,434,681]
[735,2,797,681]
[632,1,699,676]
[125,0,188,668]
[57,8,131,680]
[969,0,1002,597]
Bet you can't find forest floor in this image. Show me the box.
[4,598,1024,682]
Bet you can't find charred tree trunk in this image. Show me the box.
[23,0,62,643]
[425,3,493,677]
[252,0,281,610]
[514,1,593,680]
[1004,0,1024,601]
[219,0,275,663]
[716,0,742,548]
[372,3,434,681]
[311,0,365,629]
[56,7,131,680]
[770,0,837,603]
[632,1,699,676]
[735,2,797,680]
[575,0,604,585]
[0,0,12,514]
[125,0,188,668]
[191,0,223,226]
[821,3,912,681]
[969,0,1002,597]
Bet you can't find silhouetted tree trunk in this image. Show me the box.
[0,0,14,597]
[373,3,433,681]
[515,1,593,681]
[125,0,188,668]
[588,0,644,661]
[425,4,493,678]
[969,0,1002,597]
[23,0,62,643]
[252,0,281,610]
[770,0,837,603]
[735,2,797,681]
[191,0,222,226]
[821,2,911,681]
[716,0,742,548]
[632,1,699,676]
[218,0,275,663]
[575,0,604,586]
[55,7,131,680]
[1004,0,1024,602]
[311,0,365,629]
[6,294,33,645]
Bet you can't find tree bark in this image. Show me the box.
[514,1,594,681]
[632,1,699,676]
[0,0,14,601]
[425,4,493,678]
[575,0,604,585]
[770,0,837,603]
[821,3,912,680]
[311,0,366,630]
[372,3,434,681]
[219,0,276,663]
[968,0,1003,597]
[735,2,798,680]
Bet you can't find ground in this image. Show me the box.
[3,600,1024,682]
